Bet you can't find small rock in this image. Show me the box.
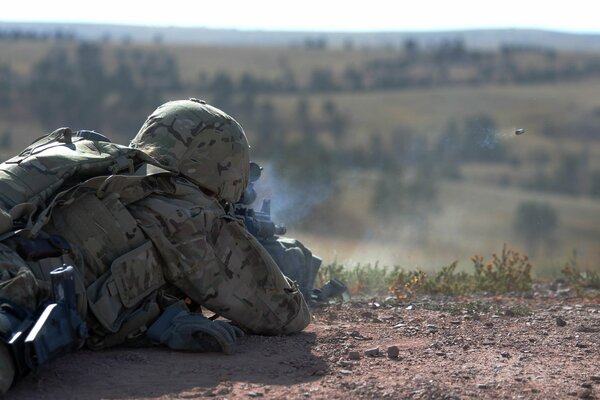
[581,383,592,389]
[216,387,231,395]
[477,383,490,389]
[339,360,353,368]
[556,317,567,327]
[435,351,446,356]
[387,345,400,359]
[484,322,494,328]
[450,320,461,325]
[365,347,380,357]
[578,389,593,399]
[426,324,438,330]
[339,369,352,375]
[590,375,600,382]
[577,325,600,333]
[501,352,511,358]
[406,305,414,310]
[348,351,361,360]
[248,391,263,398]
[576,342,589,348]
[303,393,310,398]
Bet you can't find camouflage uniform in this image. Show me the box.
[0,100,312,390]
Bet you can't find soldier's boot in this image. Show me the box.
[0,342,15,394]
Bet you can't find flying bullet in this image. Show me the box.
[515,128,525,136]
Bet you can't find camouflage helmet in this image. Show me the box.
[130,99,250,202]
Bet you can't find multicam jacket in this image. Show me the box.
[0,131,310,349]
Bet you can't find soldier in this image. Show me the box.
[0,99,313,393]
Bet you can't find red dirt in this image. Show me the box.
[6,295,600,399]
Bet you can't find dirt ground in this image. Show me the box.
[6,291,600,400]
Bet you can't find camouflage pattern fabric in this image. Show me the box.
[130,99,250,203]
[0,166,310,347]
[0,242,43,311]
[128,177,311,335]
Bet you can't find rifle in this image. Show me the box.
[233,162,350,303]
[234,162,286,240]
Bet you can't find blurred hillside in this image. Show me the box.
[0,26,599,273]
[3,22,600,51]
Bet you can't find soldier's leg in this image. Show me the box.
[175,221,311,335]
[0,243,43,393]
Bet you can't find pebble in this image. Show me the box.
[581,383,592,389]
[339,369,352,375]
[365,347,380,357]
[387,345,400,359]
[590,375,600,382]
[501,352,511,358]
[556,316,567,327]
[477,383,490,389]
[348,351,361,360]
[484,322,494,328]
[248,391,263,397]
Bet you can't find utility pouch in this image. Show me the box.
[86,241,165,334]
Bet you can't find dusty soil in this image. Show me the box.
[6,292,600,400]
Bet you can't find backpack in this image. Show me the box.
[0,127,168,238]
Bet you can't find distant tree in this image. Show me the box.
[372,162,405,217]
[0,131,12,149]
[342,67,364,91]
[303,37,327,50]
[0,64,12,108]
[403,38,419,58]
[434,119,462,179]
[295,98,313,137]
[513,201,559,256]
[29,47,79,129]
[552,151,589,196]
[590,171,600,198]
[209,72,235,111]
[309,68,337,92]
[321,100,347,142]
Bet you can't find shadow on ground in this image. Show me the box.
[8,332,325,399]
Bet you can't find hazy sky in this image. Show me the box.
[2,0,599,33]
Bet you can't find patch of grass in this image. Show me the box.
[390,245,533,299]
[561,249,600,291]
[320,245,534,299]
[318,261,401,296]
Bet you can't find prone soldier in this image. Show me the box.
[0,99,317,393]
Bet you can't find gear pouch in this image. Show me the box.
[86,240,165,333]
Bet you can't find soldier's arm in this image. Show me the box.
[129,195,311,335]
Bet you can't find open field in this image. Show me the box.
[290,178,600,273]
[1,38,598,277]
